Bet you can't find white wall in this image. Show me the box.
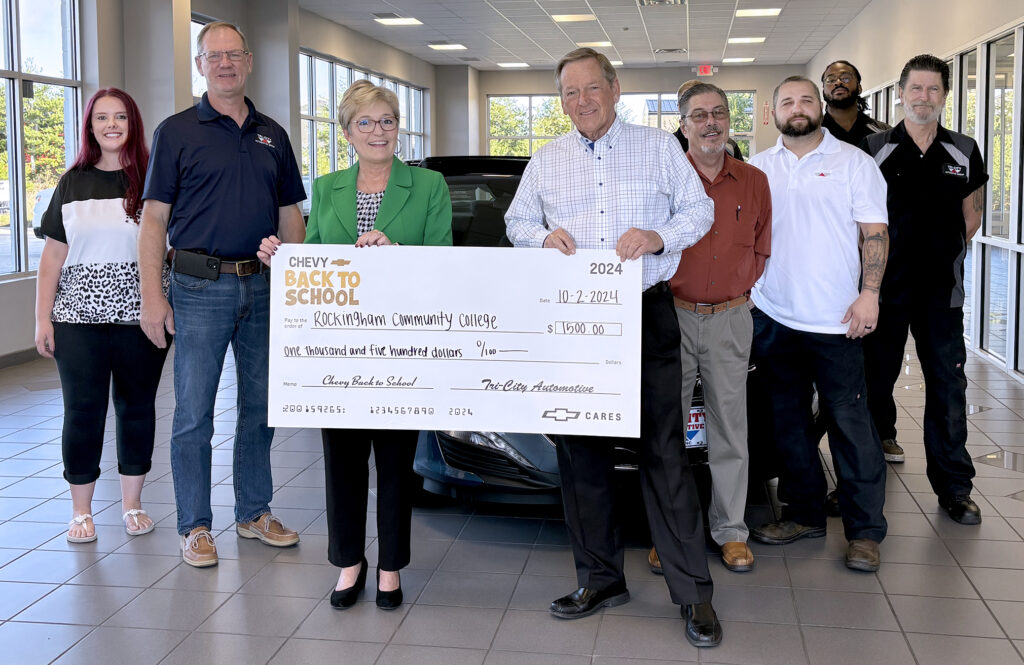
[807,0,1024,90]
[476,65,796,157]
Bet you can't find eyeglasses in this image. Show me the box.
[197,49,250,63]
[823,73,855,85]
[683,108,729,123]
[354,117,398,133]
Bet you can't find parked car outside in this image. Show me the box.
[410,155,711,504]
[32,187,56,239]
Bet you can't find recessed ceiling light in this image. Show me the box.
[577,41,613,48]
[610,60,623,66]
[728,37,766,44]
[497,62,529,68]
[553,14,597,22]
[373,13,422,26]
[735,8,781,17]
[428,43,467,50]
[723,57,756,63]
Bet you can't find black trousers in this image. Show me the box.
[322,428,418,571]
[52,322,169,485]
[864,304,974,498]
[554,283,713,606]
[750,309,887,542]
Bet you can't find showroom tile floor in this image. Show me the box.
[0,346,1023,664]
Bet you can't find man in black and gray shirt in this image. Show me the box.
[821,60,890,146]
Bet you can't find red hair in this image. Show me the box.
[71,88,149,221]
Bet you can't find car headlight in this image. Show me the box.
[441,430,537,470]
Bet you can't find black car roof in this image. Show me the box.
[414,155,529,177]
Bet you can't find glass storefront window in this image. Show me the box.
[983,244,1009,359]
[988,34,1014,241]
[21,0,74,79]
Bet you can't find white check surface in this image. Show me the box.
[268,244,642,436]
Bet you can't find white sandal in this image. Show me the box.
[67,514,97,543]
[123,508,155,536]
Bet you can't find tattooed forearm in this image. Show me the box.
[861,227,888,293]
[972,187,984,213]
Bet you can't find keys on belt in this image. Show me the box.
[673,295,748,314]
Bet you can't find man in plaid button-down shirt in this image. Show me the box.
[505,48,721,648]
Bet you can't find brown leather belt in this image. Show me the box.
[674,295,748,314]
[219,259,264,276]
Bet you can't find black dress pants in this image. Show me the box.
[864,304,975,498]
[53,322,169,485]
[555,283,713,606]
[322,428,418,570]
[750,309,887,543]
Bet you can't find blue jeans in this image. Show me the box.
[169,270,274,535]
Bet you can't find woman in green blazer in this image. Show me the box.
[260,80,451,611]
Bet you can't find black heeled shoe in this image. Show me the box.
[330,556,367,610]
[376,567,403,610]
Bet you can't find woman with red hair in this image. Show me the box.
[34,88,170,543]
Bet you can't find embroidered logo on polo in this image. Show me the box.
[256,134,275,148]
[943,163,967,178]
[814,171,831,177]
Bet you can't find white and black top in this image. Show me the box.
[41,166,159,324]
[355,190,385,236]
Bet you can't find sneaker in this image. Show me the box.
[938,495,982,525]
[182,527,218,567]
[882,438,905,463]
[236,513,299,547]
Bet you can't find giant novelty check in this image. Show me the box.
[268,244,641,436]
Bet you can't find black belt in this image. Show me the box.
[172,249,266,279]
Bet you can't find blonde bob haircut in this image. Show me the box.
[339,80,401,129]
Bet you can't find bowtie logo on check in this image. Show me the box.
[543,408,581,422]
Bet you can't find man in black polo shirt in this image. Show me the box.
[821,60,890,147]
[138,21,307,567]
[860,54,987,525]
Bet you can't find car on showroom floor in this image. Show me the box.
[410,155,712,504]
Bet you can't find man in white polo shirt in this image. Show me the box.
[747,75,890,572]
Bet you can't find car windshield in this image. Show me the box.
[446,174,521,247]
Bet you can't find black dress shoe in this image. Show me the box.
[751,520,826,545]
[682,602,722,647]
[330,556,367,610]
[939,495,982,525]
[376,568,403,610]
[549,585,629,619]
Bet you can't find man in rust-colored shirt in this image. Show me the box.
[650,81,771,574]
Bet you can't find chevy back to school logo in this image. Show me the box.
[283,254,361,306]
[256,134,275,147]
[943,163,966,178]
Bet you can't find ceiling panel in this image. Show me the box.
[298,0,871,69]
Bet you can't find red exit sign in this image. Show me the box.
[696,64,715,76]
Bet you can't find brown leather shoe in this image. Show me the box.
[720,541,754,572]
[182,527,218,568]
[237,513,299,547]
[845,539,880,572]
[648,547,663,575]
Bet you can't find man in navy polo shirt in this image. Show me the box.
[860,55,988,526]
[138,21,306,567]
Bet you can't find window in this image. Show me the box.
[0,0,80,276]
[987,34,1014,241]
[298,52,425,212]
[488,96,570,155]
[487,89,755,158]
[190,18,208,100]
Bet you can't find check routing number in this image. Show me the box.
[268,244,641,437]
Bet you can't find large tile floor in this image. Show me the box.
[0,345,1023,665]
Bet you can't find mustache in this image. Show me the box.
[700,125,724,137]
